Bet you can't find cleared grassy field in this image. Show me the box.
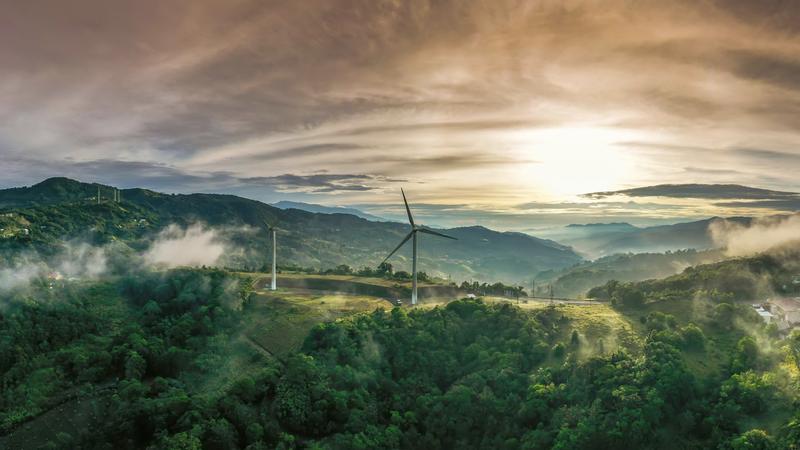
[243,289,392,356]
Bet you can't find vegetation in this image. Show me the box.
[0,269,250,442]
[539,249,723,298]
[588,248,800,304]
[2,269,799,449]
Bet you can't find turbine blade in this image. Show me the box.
[401,188,415,227]
[418,227,457,240]
[382,231,414,264]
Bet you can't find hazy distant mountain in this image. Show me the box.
[273,200,386,222]
[541,216,763,258]
[542,222,641,256]
[565,222,639,230]
[584,183,799,200]
[560,217,754,257]
[0,178,582,284]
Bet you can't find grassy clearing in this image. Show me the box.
[243,289,391,356]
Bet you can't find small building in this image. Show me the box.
[466,293,477,299]
[765,297,800,330]
[752,305,774,324]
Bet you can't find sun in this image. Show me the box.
[511,126,639,198]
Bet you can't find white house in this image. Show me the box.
[752,305,774,324]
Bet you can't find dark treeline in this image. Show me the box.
[254,262,437,284]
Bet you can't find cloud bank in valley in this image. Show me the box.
[710,215,800,257]
[0,222,243,297]
[0,241,110,293]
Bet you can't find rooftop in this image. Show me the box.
[768,297,800,312]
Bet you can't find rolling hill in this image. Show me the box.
[0,178,583,284]
[537,249,725,298]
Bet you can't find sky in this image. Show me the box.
[1,0,799,230]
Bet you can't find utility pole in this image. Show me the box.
[549,284,554,304]
[531,279,535,298]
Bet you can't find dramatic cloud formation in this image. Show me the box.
[1,0,799,227]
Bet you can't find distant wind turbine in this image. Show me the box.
[382,188,456,305]
[266,223,277,291]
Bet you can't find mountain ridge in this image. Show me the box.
[272,200,386,222]
[0,177,583,284]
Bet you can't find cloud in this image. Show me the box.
[730,148,800,165]
[144,223,227,268]
[0,240,110,294]
[712,199,800,211]
[584,184,800,200]
[242,173,398,193]
[727,49,800,92]
[57,242,108,279]
[0,259,45,293]
[683,167,745,177]
[709,215,800,256]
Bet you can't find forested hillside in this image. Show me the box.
[588,246,800,305]
[539,249,724,298]
[0,178,581,283]
[1,271,798,449]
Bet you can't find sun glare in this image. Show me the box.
[511,126,638,198]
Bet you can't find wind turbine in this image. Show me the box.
[382,188,456,305]
[266,223,277,291]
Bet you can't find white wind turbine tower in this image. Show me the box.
[266,223,277,291]
[382,188,457,305]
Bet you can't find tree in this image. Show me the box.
[124,351,146,380]
[570,330,581,347]
[730,429,775,450]
[205,418,239,450]
[787,330,800,371]
[680,324,706,350]
[377,262,393,277]
[732,336,759,372]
